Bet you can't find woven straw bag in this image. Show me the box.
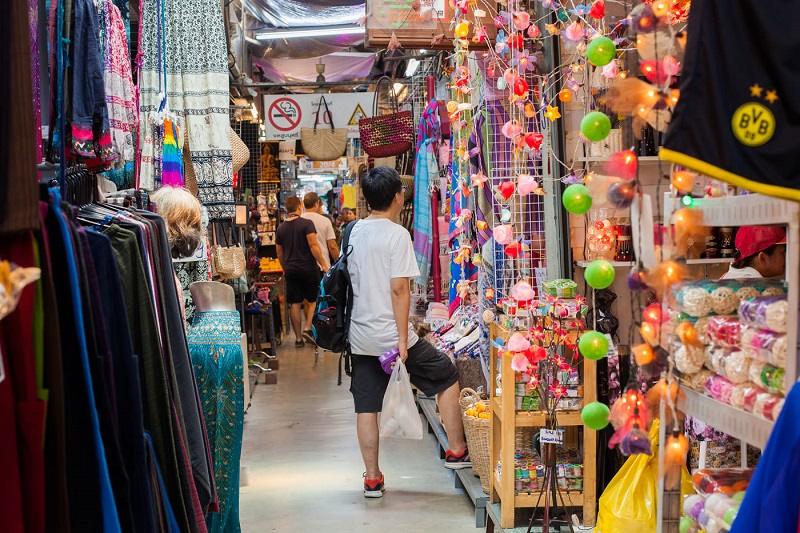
[211,221,246,280]
[359,76,414,158]
[184,127,249,197]
[459,388,491,493]
[301,96,347,161]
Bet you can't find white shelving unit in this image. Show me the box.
[668,194,800,447]
[575,155,663,163]
[574,258,733,268]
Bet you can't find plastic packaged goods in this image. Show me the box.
[705,374,735,404]
[687,370,715,392]
[706,316,745,349]
[675,345,705,374]
[738,295,788,333]
[691,468,754,496]
[752,392,783,421]
[730,382,762,410]
[710,286,738,315]
[680,286,713,317]
[703,346,750,384]
[740,327,786,367]
[747,360,785,395]
[541,278,578,298]
[741,384,766,412]
[694,317,711,345]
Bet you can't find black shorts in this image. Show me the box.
[284,268,321,304]
[350,338,460,413]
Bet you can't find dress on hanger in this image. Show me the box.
[187,310,244,533]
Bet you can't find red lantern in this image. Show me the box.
[504,242,522,258]
[513,78,530,98]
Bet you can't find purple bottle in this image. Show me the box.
[379,348,400,374]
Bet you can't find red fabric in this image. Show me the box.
[0,233,46,533]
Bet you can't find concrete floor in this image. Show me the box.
[239,342,477,533]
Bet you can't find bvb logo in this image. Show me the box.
[732,103,775,146]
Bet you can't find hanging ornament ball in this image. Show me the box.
[562,184,593,215]
[558,88,573,103]
[581,401,610,430]
[500,208,512,222]
[585,259,616,289]
[455,21,470,38]
[580,111,612,142]
[607,181,636,208]
[557,8,571,22]
[524,103,536,118]
[579,330,610,360]
[514,78,530,98]
[497,77,508,90]
[586,36,617,67]
[672,170,697,195]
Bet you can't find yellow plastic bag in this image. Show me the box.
[595,419,693,533]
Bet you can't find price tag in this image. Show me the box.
[540,428,564,445]
[604,333,618,358]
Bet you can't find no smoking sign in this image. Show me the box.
[268,97,302,132]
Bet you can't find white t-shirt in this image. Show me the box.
[301,211,336,269]
[347,218,420,356]
[720,265,762,279]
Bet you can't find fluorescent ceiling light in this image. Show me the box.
[255,26,365,41]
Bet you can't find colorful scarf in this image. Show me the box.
[413,138,437,292]
[161,117,183,186]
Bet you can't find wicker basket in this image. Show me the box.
[459,388,491,494]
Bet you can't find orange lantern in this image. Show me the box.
[676,321,703,348]
[455,21,470,39]
[558,88,573,102]
[672,170,696,195]
[632,343,654,365]
[640,322,659,346]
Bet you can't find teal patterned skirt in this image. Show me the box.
[187,310,244,533]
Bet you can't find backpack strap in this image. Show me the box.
[337,220,358,386]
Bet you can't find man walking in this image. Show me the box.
[339,207,356,227]
[301,192,339,270]
[346,167,469,498]
[276,196,328,347]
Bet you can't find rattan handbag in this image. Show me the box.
[301,96,347,161]
[211,222,246,280]
[359,76,414,158]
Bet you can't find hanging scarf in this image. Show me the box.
[413,138,437,292]
[103,0,135,166]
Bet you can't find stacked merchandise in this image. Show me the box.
[669,279,787,421]
[496,447,584,495]
[682,468,753,533]
[427,304,487,391]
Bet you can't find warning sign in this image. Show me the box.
[348,103,367,126]
[268,97,302,132]
[264,93,375,141]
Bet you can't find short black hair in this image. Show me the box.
[731,243,784,269]
[303,192,320,210]
[361,166,401,212]
[285,196,302,213]
[341,207,353,215]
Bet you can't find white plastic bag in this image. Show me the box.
[379,360,423,439]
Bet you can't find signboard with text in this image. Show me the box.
[263,93,375,141]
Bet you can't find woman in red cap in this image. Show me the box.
[721,226,786,279]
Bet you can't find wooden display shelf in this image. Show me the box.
[491,398,584,427]
[489,322,597,529]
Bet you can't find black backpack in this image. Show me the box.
[312,221,356,384]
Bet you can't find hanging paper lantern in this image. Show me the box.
[497,180,516,199]
[604,150,638,180]
[510,281,536,302]
[497,77,507,90]
[557,8,571,22]
[586,36,616,67]
[580,111,612,142]
[628,269,648,291]
[507,33,524,50]
[504,242,522,258]
[631,3,658,33]
[676,321,703,348]
[512,11,531,30]
[513,78,530,98]
[672,170,696,194]
[581,401,610,430]
[517,174,538,195]
[501,119,523,138]
[643,303,664,324]
[640,322,659,346]
[455,21,470,38]
[651,0,669,17]
[558,88,573,102]
[588,0,605,19]
[632,343,655,365]
[562,184,593,214]
[579,331,609,360]
[584,260,616,289]
[493,224,514,244]
[607,181,636,208]
[503,67,520,86]
[524,103,536,117]
[527,24,541,38]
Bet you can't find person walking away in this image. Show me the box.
[346,166,469,499]
[301,192,339,271]
[276,196,329,347]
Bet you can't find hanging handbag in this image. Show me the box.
[358,76,414,158]
[301,96,347,161]
[211,222,246,280]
